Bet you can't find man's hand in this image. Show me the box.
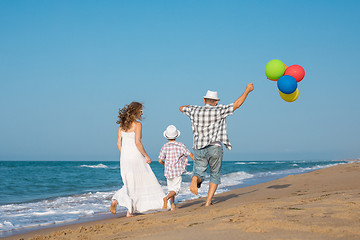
[179,105,190,112]
[246,83,254,93]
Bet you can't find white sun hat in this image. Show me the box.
[203,90,220,101]
[163,125,181,140]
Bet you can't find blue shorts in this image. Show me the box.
[193,145,223,185]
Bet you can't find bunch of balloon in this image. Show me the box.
[265,59,305,102]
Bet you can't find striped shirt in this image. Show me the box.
[159,142,191,179]
[183,103,234,150]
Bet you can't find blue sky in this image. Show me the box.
[1,0,359,161]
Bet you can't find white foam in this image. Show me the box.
[80,164,108,168]
[254,162,344,179]
[221,171,254,185]
[0,221,14,228]
[32,210,57,216]
[0,191,115,232]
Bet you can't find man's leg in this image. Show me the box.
[190,175,202,195]
[206,145,223,206]
[191,149,207,195]
[205,182,218,206]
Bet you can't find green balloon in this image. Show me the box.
[265,59,285,80]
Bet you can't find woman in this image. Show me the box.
[110,102,165,217]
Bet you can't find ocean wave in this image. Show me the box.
[0,221,14,228]
[32,210,57,216]
[255,162,344,178]
[1,160,346,235]
[234,161,261,165]
[0,191,116,233]
[221,171,254,186]
[225,171,254,181]
[0,169,256,233]
[80,164,108,168]
[300,163,345,172]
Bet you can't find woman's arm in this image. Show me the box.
[117,127,122,152]
[134,121,151,164]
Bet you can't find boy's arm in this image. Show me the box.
[158,158,165,166]
[189,153,194,160]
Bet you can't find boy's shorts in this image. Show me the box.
[167,176,182,195]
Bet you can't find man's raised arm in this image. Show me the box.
[233,83,254,111]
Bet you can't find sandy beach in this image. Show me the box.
[5,161,360,240]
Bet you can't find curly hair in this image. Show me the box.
[116,102,143,131]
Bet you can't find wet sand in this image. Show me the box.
[5,161,360,240]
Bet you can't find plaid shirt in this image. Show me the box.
[159,141,191,179]
[183,103,234,150]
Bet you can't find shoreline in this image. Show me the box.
[0,213,119,238]
[4,161,360,240]
[2,160,352,238]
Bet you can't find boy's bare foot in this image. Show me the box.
[171,204,176,211]
[162,197,168,209]
[126,211,133,217]
[205,201,213,207]
[110,200,118,215]
[190,176,198,195]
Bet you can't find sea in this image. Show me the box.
[0,159,349,237]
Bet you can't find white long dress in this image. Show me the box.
[112,131,165,214]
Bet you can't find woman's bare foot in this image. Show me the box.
[110,200,118,215]
[162,197,168,209]
[171,204,176,211]
[190,176,198,195]
[126,210,134,217]
[205,201,213,207]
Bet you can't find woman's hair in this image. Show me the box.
[116,102,143,131]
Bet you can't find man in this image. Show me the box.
[179,83,254,206]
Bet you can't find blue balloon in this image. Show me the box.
[277,75,298,94]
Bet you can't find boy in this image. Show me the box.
[159,125,193,211]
